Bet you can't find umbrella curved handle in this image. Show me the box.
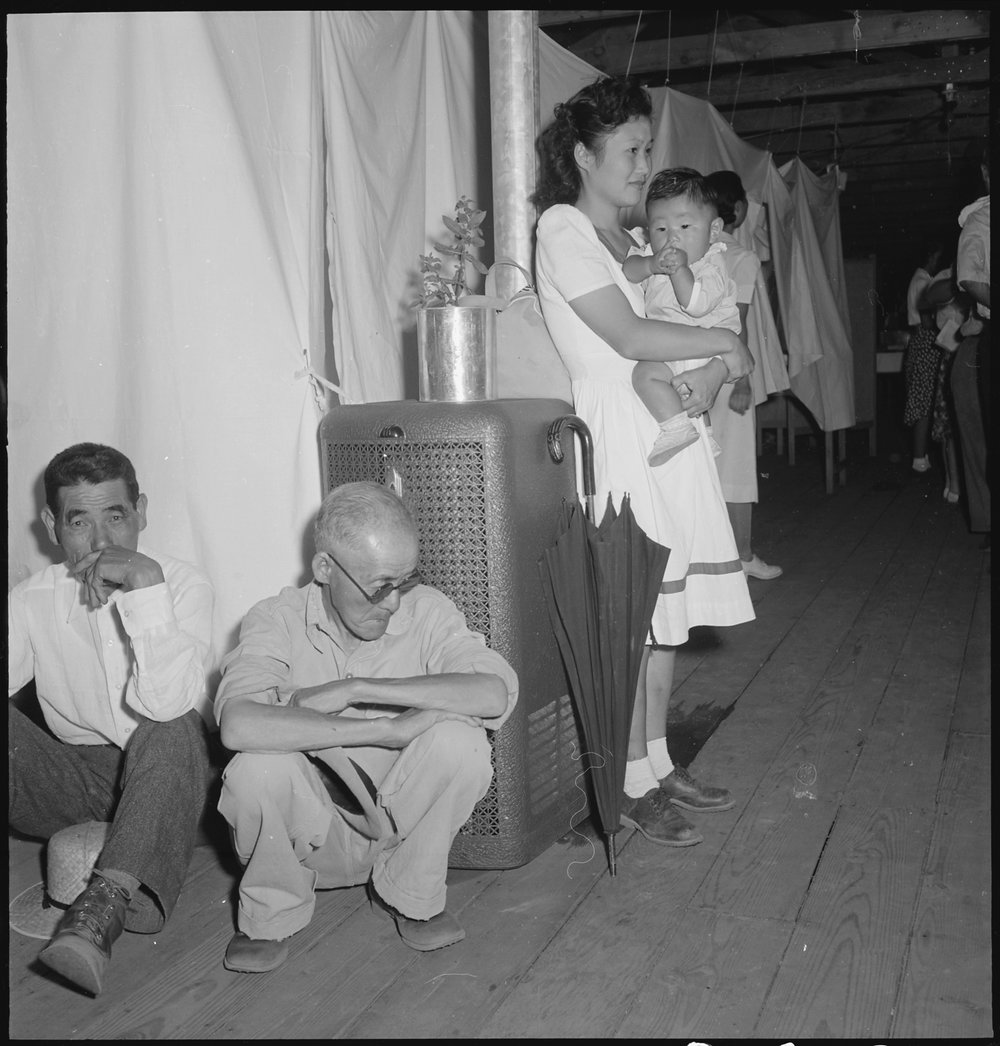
[547,414,597,522]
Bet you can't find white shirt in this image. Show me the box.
[717,231,761,306]
[628,241,741,335]
[8,545,215,747]
[957,195,990,320]
[905,266,933,326]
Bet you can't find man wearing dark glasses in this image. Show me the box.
[213,481,518,973]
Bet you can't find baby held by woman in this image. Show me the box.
[624,167,741,466]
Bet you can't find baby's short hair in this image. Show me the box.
[645,167,717,212]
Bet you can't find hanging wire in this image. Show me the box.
[729,62,744,126]
[706,10,720,98]
[852,10,862,62]
[764,36,779,154]
[796,92,807,156]
[625,10,643,78]
[664,11,672,85]
[764,101,778,155]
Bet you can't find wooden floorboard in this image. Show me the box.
[613,909,795,1040]
[9,428,991,1039]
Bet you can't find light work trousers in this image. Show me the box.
[218,720,492,942]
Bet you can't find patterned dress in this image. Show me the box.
[903,322,941,427]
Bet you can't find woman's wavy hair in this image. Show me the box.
[533,76,652,211]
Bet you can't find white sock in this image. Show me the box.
[659,413,694,435]
[647,736,675,779]
[624,757,659,798]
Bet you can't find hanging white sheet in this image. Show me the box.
[318,11,488,406]
[7,12,328,691]
[778,158,856,430]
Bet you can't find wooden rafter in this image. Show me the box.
[537,10,644,28]
[724,88,989,139]
[664,49,989,107]
[544,10,991,77]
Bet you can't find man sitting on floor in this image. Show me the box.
[8,442,215,996]
[214,481,518,972]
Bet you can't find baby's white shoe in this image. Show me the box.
[648,415,700,467]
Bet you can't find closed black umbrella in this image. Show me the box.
[539,426,670,874]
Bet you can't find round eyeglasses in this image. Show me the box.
[325,551,421,605]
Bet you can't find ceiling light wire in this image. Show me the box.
[625,11,643,78]
[706,10,720,98]
[664,11,672,85]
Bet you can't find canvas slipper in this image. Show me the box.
[223,931,289,974]
[368,885,465,951]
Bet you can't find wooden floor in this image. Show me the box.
[9,410,992,1040]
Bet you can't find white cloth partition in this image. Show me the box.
[778,158,856,430]
[7,12,328,675]
[319,11,487,405]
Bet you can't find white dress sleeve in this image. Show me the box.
[536,205,620,303]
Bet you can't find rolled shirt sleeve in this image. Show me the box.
[118,572,215,723]
[214,596,299,720]
[416,596,519,731]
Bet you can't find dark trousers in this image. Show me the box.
[8,705,211,933]
[951,334,991,534]
[976,319,990,501]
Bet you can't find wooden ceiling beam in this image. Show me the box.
[824,148,979,174]
[723,89,988,139]
[761,113,985,152]
[792,126,984,156]
[553,10,991,78]
[658,49,989,107]
[843,179,969,195]
[537,10,643,28]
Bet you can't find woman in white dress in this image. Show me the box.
[534,77,755,847]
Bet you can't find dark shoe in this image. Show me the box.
[658,766,736,812]
[369,885,465,951]
[38,875,128,995]
[223,931,289,973]
[620,789,703,846]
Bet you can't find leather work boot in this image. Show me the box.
[658,765,736,812]
[620,788,703,846]
[38,875,128,996]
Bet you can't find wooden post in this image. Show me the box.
[488,10,539,302]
